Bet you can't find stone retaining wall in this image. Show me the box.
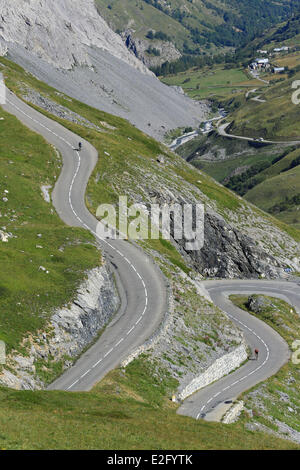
[178,344,248,400]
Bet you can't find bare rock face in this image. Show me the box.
[0,0,150,74]
[184,212,281,279]
[122,31,181,68]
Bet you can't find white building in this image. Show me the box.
[274,47,289,52]
[255,58,269,65]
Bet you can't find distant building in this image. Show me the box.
[255,58,269,65]
[273,66,285,74]
[274,46,289,52]
[257,50,268,55]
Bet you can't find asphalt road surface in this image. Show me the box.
[3,89,168,391]
[178,279,300,421]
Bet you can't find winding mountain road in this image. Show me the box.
[3,89,168,391]
[2,90,299,424]
[178,280,299,421]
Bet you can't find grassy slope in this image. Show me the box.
[162,64,259,100]
[230,72,300,139]
[230,295,300,441]
[245,165,300,229]
[245,149,300,210]
[0,107,100,361]
[95,0,188,43]
[95,0,228,53]
[177,132,289,182]
[0,357,298,450]
[95,0,299,55]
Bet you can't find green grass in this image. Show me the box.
[0,107,100,358]
[0,357,298,450]
[245,164,300,212]
[177,131,291,181]
[199,153,277,183]
[95,0,188,46]
[94,0,229,56]
[276,207,300,230]
[229,66,300,140]
[162,65,258,100]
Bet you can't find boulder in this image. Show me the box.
[246,295,273,314]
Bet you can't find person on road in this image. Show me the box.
[254,349,259,360]
[78,142,82,151]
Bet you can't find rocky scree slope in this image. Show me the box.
[0,0,149,73]
[0,0,208,140]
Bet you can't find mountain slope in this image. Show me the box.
[96,0,300,62]
[237,12,300,57]
[0,0,149,73]
[0,0,208,140]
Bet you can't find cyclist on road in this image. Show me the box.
[78,142,82,151]
[254,349,259,360]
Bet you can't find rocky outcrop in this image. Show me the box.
[0,263,119,390]
[122,31,181,68]
[146,187,284,279]
[0,229,12,242]
[0,0,150,74]
[246,295,274,314]
[182,212,281,279]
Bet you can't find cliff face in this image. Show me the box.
[0,0,150,73]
